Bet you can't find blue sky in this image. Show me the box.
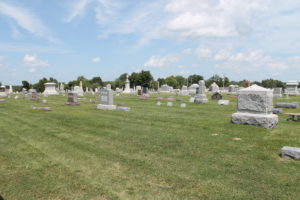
[0,0,300,85]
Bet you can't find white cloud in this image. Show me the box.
[91,57,102,63]
[0,56,5,62]
[65,0,270,44]
[214,49,231,61]
[24,55,49,70]
[144,54,180,68]
[0,2,57,42]
[195,46,212,59]
[65,0,92,22]
[178,70,190,75]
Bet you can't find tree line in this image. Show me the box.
[13,71,288,92]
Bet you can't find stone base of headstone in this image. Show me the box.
[231,112,278,129]
[117,107,130,111]
[66,102,80,106]
[97,104,116,110]
[167,102,173,107]
[0,99,5,102]
[218,100,229,105]
[281,146,300,160]
[194,95,208,104]
[31,106,52,111]
[272,108,282,114]
[180,103,186,108]
[275,102,299,109]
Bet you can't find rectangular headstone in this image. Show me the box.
[281,146,300,160]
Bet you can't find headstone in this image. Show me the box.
[218,100,229,105]
[0,86,7,97]
[107,84,111,90]
[14,95,19,100]
[0,99,5,102]
[211,92,222,100]
[167,102,173,107]
[142,87,149,94]
[97,87,116,110]
[189,97,195,103]
[43,82,58,95]
[180,103,186,108]
[209,82,219,93]
[117,107,131,111]
[272,108,282,114]
[8,85,13,94]
[281,146,300,160]
[275,102,299,109]
[30,89,39,101]
[137,89,142,95]
[273,88,282,98]
[159,84,171,93]
[156,101,162,106]
[123,74,131,94]
[31,106,52,111]
[157,96,163,101]
[188,84,199,95]
[228,85,239,95]
[42,99,47,104]
[167,96,174,101]
[284,81,299,96]
[180,85,189,96]
[231,84,278,129]
[194,80,208,104]
[66,92,80,106]
[139,95,148,100]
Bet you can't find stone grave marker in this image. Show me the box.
[231,85,278,129]
[211,92,222,100]
[66,92,80,106]
[97,87,116,110]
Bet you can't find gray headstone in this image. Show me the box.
[281,146,300,160]
[231,85,278,129]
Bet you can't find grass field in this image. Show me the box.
[0,93,299,200]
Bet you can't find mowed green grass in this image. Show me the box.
[0,93,299,200]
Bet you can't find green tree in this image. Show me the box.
[187,74,204,86]
[139,70,153,87]
[22,80,31,90]
[261,79,285,89]
[175,75,187,88]
[165,76,178,88]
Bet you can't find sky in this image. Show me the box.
[0,0,300,85]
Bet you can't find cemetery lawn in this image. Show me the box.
[1,94,300,200]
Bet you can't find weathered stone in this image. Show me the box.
[211,92,222,100]
[273,88,282,98]
[275,102,299,109]
[231,84,278,129]
[231,112,278,129]
[272,108,282,114]
[218,100,230,105]
[97,87,116,110]
[180,103,186,108]
[43,82,58,95]
[66,92,80,106]
[31,106,52,111]
[117,107,131,111]
[194,80,208,104]
[167,102,173,107]
[281,146,300,160]
[284,81,299,96]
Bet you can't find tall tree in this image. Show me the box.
[187,74,204,86]
[22,80,31,90]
